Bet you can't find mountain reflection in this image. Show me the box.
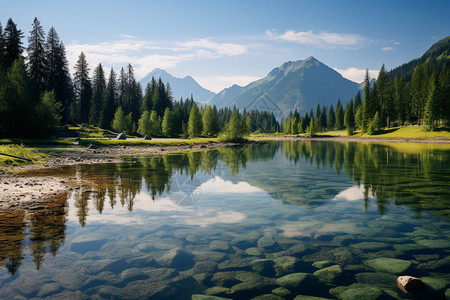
[1,141,449,275]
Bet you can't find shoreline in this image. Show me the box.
[1,135,449,212]
[250,135,450,144]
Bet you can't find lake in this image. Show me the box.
[0,141,449,299]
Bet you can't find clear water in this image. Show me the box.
[1,141,449,299]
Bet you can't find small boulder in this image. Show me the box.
[396,276,426,293]
[116,133,127,140]
[364,257,411,274]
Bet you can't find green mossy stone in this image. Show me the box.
[250,294,285,300]
[294,296,334,300]
[272,287,292,297]
[445,288,449,299]
[312,260,334,269]
[204,286,231,296]
[350,242,390,251]
[313,265,342,283]
[276,273,318,292]
[355,272,397,287]
[421,277,449,291]
[364,258,411,274]
[415,239,450,249]
[338,284,384,300]
[192,295,231,300]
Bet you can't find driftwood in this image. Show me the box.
[0,152,33,162]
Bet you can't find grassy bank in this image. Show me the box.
[279,126,450,140]
[0,144,49,166]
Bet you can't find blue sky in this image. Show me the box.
[2,0,449,92]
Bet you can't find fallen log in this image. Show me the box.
[0,152,33,162]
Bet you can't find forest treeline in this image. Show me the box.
[0,18,280,140]
[283,58,450,135]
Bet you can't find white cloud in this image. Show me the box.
[333,185,373,201]
[266,29,367,49]
[333,67,379,83]
[381,47,395,51]
[66,37,248,80]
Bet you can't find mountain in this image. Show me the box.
[388,36,450,80]
[139,69,216,102]
[208,57,360,119]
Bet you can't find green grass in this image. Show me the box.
[0,144,49,166]
[313,126,450,139]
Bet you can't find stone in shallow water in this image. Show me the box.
[276,273,318,292]
[37,283,62,297]
[250,259,275,276]
[350,242,390,251]
[245,247,262,256]
[251,294,285,300]
[338,284,384,300]
[415,239,450,249]
[420,277,449,291]
[156,248,195,270]
[192,295,231,300]
[192,250,227,262]
[209,240,231,252]
[151,276,206,299]
[364,258,411,274]
[272,286,293,297]
[417,256,450,271]
[313,265,342,283]
[273,256,300,277]
[257,235,279,251]
[217,257,254,271]
[312,260,334,269]
[211,272,241,287]
[229,277,277,299]
[293,296,334,300]
[393,243,429,253]
[356,272,397,287]
[70,237,108,254]
[204,286,231,297]
[395,276,426,293]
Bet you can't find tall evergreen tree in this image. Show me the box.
[0,22,4,71]
[141,82,153,113]
[354,90,362,111]
[377,64,393,128]
[3,18,24,70]
[72,51,92,123]
[162,107,175,136]
[344,99,355,135]
[424,72,440,130]
[439,63,450,126]
[27,17,47,98]
[188,104,202,138]
[327,104,335,130]
[321,105,327,129]
[202,105,219,137]
[335,99,344,130]
[362,69,372,131]
[411,64,426,125]
[89,63,106,126]
[100,68,117,129]
[393,74,407,125]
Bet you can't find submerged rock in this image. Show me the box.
[312,260,334,269]
[156,248,195,270]
[313,265,342,283]
[396,276,426,293]
[192,295,231,300]
[338,284,384,300]
[271,286,293,297]
[420,277,449,292]
[250,259,275,276]
[276,273,318,292]
[273,256,300,277]
[364,258,411,274]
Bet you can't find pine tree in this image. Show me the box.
[222,109,244,141]
[149,110,161,136]
[377,64,392,128]
[335,100,344,130]
[3,18,24,69]
[89,63,106,126]
[354,90,362,112]
[411,64,426,125]
[393,74,407,125]
[424,72,440,130]
[321,105,327,129]
[46,28,73,121]
[344,99,355,135]
[188,104,202,138]
[141,82,153,113]
[362,69,371,131]
[0,22,4,71]
[162,107,175,136]
[100,68,117,130]
[27,17,47,98]
[327,104,335,130]
[202,105,219,137]
[137,110,151,136]
[72,52,91,123]
[439,63,450,126]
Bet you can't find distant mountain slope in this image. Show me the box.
[208,57,360,118]
[139,69,216,102]
[388,36,450,80]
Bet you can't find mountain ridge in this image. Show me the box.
[208,56,361,118]
[139,69,216,102]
